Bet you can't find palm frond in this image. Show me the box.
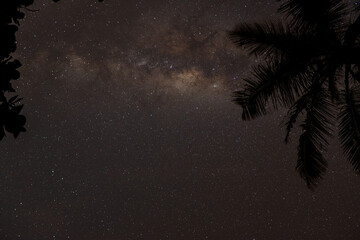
[284,84,321,143]
[228,21,314,58]
[344,14,360,48]
[278,0,348,31]
[284,72,337,142]
[233,59,311,120]
[296,88,334,188]
[350,64,360,84]
[327,69,340,101]
[317,62,341,100]
[338,86,360,171]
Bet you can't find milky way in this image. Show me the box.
[1,0,360,239]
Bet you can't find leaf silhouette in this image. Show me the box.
[230,0,360,188]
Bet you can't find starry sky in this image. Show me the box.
[1,0,360,239]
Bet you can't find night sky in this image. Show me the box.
[1,0,360,239]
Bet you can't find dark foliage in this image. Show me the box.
[229,0,360,188]
[0,0,103,140]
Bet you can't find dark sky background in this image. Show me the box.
[1,0,360,239]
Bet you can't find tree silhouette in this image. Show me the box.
[0,0,104,141]
[229,0,360,188]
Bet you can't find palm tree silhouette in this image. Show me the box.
[229,0,360,188]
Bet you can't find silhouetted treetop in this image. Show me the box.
[230,0,360,188]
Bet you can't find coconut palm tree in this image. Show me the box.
[229,0,360,188]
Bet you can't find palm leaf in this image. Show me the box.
[296,88,334,188]
[233,59,311,120]
[278,0,348,31]
[327,68,340,101]
[284,83,321,143]
[344,15,360,56]
[228,21,314,58]
[351,64,360,84]
[338,86,360,171]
